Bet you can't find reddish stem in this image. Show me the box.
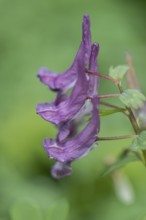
[98,94,120,99]
[86,70,118,84]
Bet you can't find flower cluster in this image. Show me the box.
[36,15,100,179]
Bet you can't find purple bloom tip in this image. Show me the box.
[37,14,92,93]
[51,162,72,179]
[37,68,58,90]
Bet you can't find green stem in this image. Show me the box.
[117,83,146,164]
[126,108,140,134]
[117,83,140,134]
[126,55,146,164]
[98,135,136,141]
[87,70,140,133]
[88,70,146,164]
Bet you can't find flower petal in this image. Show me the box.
[82,14,92,65]
[88,43,99,96]
[57,120,79,142]
[43,96,100,162]
[57,99,93,142]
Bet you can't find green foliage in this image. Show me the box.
[130,131,146,151]
[109,65,129,82]
[139,214,146,220]
[0,163,63,220]
[119,89,146,109]
[10,199,42,220]
[45,199,69,220]
[9,198,69,220]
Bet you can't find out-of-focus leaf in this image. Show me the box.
[109,65,129,82]
[45,199,69,220]
[10,199,42,220]
[130,131,146,151]
[119,89,146,109]
[102,153,140,176]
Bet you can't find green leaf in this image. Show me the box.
[102,153,140,176]
[119,89,146,109]
[100,108,124,116]
[129,131,146,151]
[45,199,69,220]
[10,199,42,220]
[109,65,129,81]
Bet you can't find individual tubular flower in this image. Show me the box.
[37,14,91,93]
[47,97,99,180]
[36,42,89,125]
[36,43,99,127]
[43,96,99,164]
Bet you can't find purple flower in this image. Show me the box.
[37,14,91,93]
[36,43,99,126]
[36,41,89,125]
[43,97,99,163]
[55,43,100,142]
[37,14,100,178]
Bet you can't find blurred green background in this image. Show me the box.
[1,0,146,219]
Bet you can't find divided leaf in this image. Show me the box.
[129,131,146,151]
[109,65,129,82]
[119,89,146,109]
